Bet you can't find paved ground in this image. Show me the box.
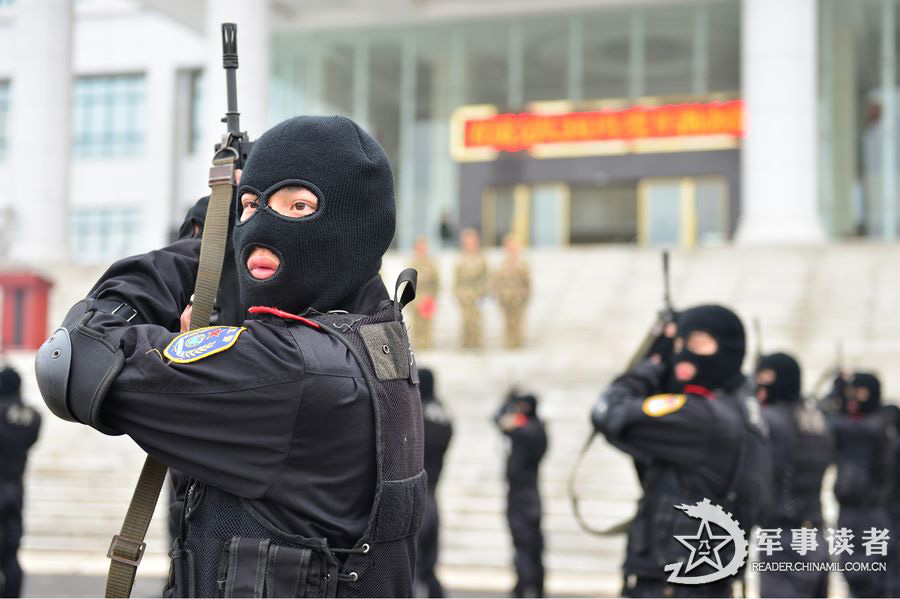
[23,575,167,598]
[21,574,592,598]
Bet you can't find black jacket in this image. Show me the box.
[51,239,380,549]
[592,360,747,579]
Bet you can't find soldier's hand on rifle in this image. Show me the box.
[648,317,678,365]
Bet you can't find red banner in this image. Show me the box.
[463,100,743,152]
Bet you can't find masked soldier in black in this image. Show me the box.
[754,352,832,598]
[35,116,425,598]
[495,390,547,598]
[592,304,770,598]
[0,366,40,599]
[829,372,894,598]
[415,368,452,598]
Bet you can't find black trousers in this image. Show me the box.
[507,483,544,598]
[758,527,828,598]
[0,507,23,598]
[415,492,444,598]
[838,507,891,598]
[623,576,733,598]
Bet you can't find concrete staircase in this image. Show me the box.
[10,243,900,596]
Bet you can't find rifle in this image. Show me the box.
[812,340,844,410]
[753,317,762,372]
[104,24,254,598]
[568,250,675,536]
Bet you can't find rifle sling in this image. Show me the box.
[568,432,634,536]
[104,153,237,598]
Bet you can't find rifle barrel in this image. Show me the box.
[662,250,672,313]
[221,23,240,134]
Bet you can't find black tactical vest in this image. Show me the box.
[164,304,425,598]
[769,403,833,526]
[834,411,893,509]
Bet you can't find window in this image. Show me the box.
[72,75,145,158]
[69,208,142,262]
[0,81,9,162]
[189,71,204,154]
[0,0,14,8]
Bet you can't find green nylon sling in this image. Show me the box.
[104,151,237,598]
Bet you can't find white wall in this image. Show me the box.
[70,1,206,254]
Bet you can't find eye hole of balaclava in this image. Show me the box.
[672,304,746,392]
[755,352,801,404]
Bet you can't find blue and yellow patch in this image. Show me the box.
[642,394,687,417]
[163,326,246,364]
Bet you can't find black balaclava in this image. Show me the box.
[177,196,209,240]
[0,366,21,400]
[419,368,435,403]
[755,352,802,404]
[673,304,746,392]
[517,394,538,417]
[846,372,881,415]
[234,116,396,315]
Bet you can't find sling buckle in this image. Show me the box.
[107,534,146,567]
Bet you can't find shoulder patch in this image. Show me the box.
[642,394,687,418]
[163,326,246,364]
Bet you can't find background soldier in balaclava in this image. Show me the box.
[495,390,547,598]
[453,228,488,349]
[0,366,41,598]
[754,352,833,598]
[410,237,440,350]
[36,116,425,597]
[592,304,770,598]
[491,235,531,349]
[416,368,453,598]
[828,372,894,598]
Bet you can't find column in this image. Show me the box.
[880,0,897,240]
[397,33,417,250]
[9,0,72,264]
[736,0,825,243]
[203,0,270,154]
[144,66,178,246]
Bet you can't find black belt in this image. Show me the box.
[93,298,142,325]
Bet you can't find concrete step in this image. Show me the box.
[9,242,900,595]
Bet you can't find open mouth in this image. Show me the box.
[247,251,280,280]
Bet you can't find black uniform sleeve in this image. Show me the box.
[593,361,717,466]
[88,238,201,330]
[59,238,307,498]
[99,319,307,499]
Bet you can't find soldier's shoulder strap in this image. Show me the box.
[104,151,237,599]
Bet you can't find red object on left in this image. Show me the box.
[0,272,53,351]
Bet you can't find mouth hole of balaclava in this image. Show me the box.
[241,243,285,283]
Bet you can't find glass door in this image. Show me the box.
[483,183,569,246]
[530,183,569,247]
[638,177,729,247]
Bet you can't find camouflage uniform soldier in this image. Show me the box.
[410,236,440,350]
[492,235,531,348]
[454,228,488,349]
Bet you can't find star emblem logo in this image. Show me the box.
[675,518,733,573]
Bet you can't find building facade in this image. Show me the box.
[0,0,897,265]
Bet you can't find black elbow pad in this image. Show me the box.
[35,301,126,435]
[592,387,630,436]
